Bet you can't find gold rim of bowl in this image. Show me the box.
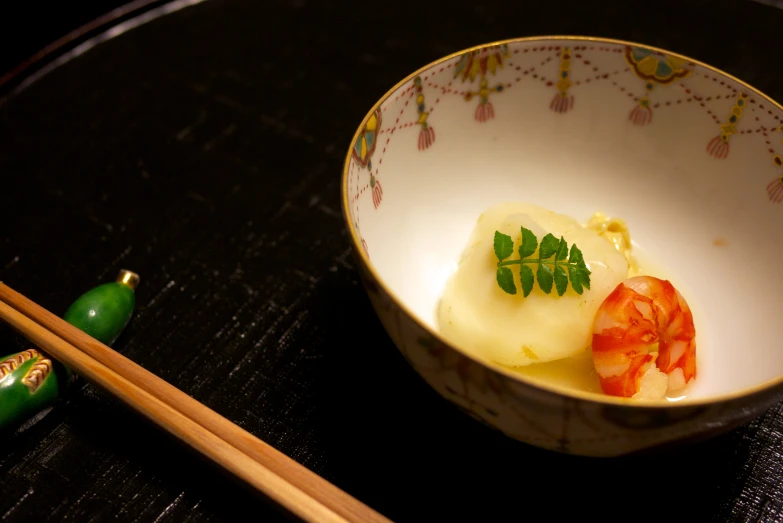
[341,35,783,409]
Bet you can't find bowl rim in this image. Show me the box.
[341,34,783,409]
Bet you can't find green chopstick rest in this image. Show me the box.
[62,270,139,347]
[0,269,140,431]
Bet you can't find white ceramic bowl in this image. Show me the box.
[341,36,783,456]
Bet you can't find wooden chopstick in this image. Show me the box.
[0,283,392,523]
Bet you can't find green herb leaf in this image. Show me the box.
[578,267,591,290]
[519,227,538,258]
[493,226,591,298]
[494,231,514,261]
[539,233,559,259]
[496,267,517,294]
[569,243,584,266]
[568,265,584,295]
[554,265,568,296]
[556,236,568,260]
[537,264,554,294]
[519,265,534,297]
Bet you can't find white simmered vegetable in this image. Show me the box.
[438,202,629,368]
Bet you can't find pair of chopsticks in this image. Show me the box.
[0,282,392,523]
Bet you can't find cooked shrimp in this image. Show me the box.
[591,275,696,399]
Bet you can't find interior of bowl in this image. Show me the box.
[344,36,783,402]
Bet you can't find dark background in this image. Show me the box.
[1,1,129,75]
[1,0,780,83]
[2,0,783,522]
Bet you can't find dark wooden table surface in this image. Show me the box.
[2,0,783,521]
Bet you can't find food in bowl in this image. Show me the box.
[342,36,783,456]
[437,202,697,400]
